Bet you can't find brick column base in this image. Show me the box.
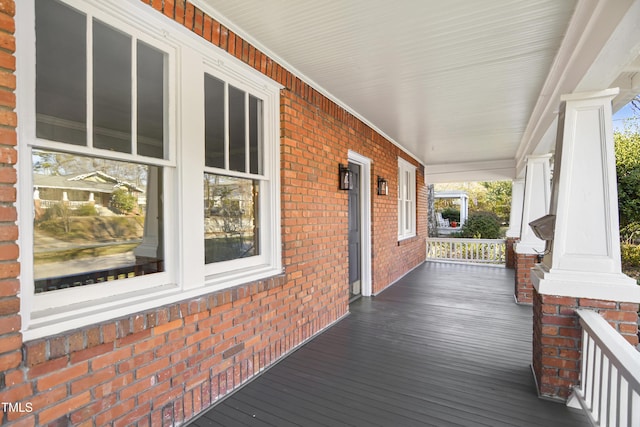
[505,237,517,269]
[514,252,537,304]
[532,290,639,401]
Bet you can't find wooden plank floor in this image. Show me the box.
[189,262,590,427]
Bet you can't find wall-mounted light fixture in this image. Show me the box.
[377,176,388,196]
[339,164,352,190]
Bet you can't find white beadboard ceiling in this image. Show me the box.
[195,0,640,182]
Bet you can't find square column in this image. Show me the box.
[505,179,524,269]
[514,156,551,303]
[531,89,640,402]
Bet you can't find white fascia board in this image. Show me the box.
[425,159,515,184]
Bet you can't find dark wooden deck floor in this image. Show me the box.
[189,262,589,427]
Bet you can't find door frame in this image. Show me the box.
[348,150,372,297]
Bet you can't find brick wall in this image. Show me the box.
[505,237,517,269]
[514,252,537,304]
[0,1,427,425]
[532,290,639,401]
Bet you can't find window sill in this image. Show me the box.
[24,283,181,341]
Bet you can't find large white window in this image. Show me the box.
[398,158,417,239]
[18,0,281,339]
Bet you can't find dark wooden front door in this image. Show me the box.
[348,162,361,302]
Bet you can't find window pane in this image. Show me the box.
[249,95,263,175]
[229,86,246,172]
[137,41,165,159]
[36,0,87,146]
[204,173,259,263]
[32,150,164,293]
[205,75,225,168]
[93,20,132,153]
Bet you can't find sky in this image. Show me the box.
[613,101,637,132]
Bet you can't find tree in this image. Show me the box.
[110,188,137,214]
[480,181,511,224]
[434,180,512,225]
[614,119,640,228]
[458,211,502,239]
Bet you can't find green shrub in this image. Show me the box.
[74,204,98,216]
[110,188,137,214]
[459,211,502,239]
[621,243,640,268]
[620,222,640,245]
[440,207,460,223]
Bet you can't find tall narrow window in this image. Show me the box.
[398,158,417,239]
[35,0,87,145]
[93,20,132,153]
[33,0,169,293]
[204,73,265,266]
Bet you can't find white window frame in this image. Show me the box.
[398,157,417,240]
[17,0,282,340]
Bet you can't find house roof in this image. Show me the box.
[195,0,640,182]
[34,172,144,194]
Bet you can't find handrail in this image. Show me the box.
[426,237,506,265]
[568,309,640,426]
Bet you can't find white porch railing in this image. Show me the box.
[426,237,506,265]
[568,309,640,427]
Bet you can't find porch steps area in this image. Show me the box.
[189,262,589,426]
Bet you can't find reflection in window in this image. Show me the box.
[204,75,225,169]
[204,174,259,263]
[137,41,165,159]
[93,19,132,153]
[35,0,87,145]
[32,150,164,293]
[228,85,246,172]
[35,0,166,158]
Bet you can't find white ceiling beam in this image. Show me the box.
[425,159,515,184]
[515,0,635,176]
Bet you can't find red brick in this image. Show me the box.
[28,386,67,415]
[620,302,639,312]
[0,330,19,354]
[38,392,92,425]
[115,329,151,347]
[0,349,20,370]
[579,298,617,309]
[27,356,68,379]
[0,382,32,403]
[120,376,155,400]
[37,362,89,391]
[71,393,117,424]
[113,402,151,427]
[153,318,183,335]
[71,365,116,394]
[541,336,577,348]
[601,310,638,323]
[91,347,133,372]
[136,356,170,379]
[94,373,133,399]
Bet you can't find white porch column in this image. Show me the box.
[514,155,551,255]
[506,178,524,238]
[532,89,640,299]
[459,194,469,227]
[512,156,551,303]
[531,89,640,402]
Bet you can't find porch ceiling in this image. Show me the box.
[194,0,640,182]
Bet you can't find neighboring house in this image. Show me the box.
[33,171,145,213]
